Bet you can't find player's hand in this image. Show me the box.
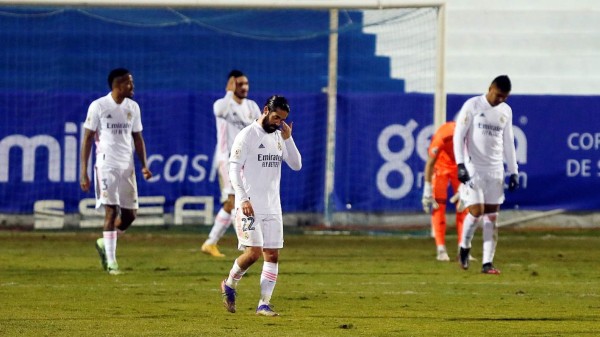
[80,174,90,192]
[281,121,293,140]
[508,174,519,191]
[457,163,470,183]
[142,167,153,180]
[226,76,236,92]
[450,184,467,212]
[421,182,438,213]
[241,200,254,217]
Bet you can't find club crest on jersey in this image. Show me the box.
[233,148,241,159]
[499,116,506,124]
[277,141,282,151]
[127,112,132,121]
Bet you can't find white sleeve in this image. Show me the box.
[229,161,248,202]
[213,91,234,118]
[453,102,472,165]
[83,101,100,131]
[503,109,519,175]
[132,102,143,133]
[283,137,302,171]
[229,134,249,202]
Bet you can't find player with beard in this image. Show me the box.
[80,68,152,275]
[201,70,261,257]
[220,95,302,316]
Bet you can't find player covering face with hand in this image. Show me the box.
[220,95,302,317]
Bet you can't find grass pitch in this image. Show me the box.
[1,227,599,336]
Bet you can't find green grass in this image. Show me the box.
[1,228,599,336]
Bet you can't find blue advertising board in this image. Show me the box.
[1,92,599,214]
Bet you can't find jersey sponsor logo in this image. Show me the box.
[477,123,502,137]
[258,153,282,168]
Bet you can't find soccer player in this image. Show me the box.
[220,95,302,316]
[201,70,261,257]
[80,68,152,275]
[453,75,519,275]
[422,121,469,261]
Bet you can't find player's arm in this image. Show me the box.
[421,154,439,213]
[281,121,302,171]
[453,104,472,183]
[214,76,236,118]
[132,131,152,180]
[502,110,519,190]
[80,128,95,192]
[229,136,253,216]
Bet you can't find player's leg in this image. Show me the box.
[222,211,264,313]
[458,173,485,269]
[203,162,234,257]
[93,165,121,274]
[481,208,500,274]
[256,214,283,316]
[102,206,121,274]
[432,171,450,261]
[480,171,504,274]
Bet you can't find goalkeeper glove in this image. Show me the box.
[457,163,470,183]
[450,184,467,212]
[508,174,519,191]
[421,181,439,213]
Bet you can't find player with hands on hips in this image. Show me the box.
[453,75,519,275]
[220,95,301,317]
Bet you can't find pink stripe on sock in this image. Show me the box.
[261,271,277,281]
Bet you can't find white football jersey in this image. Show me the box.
[214,91,261,162]
[83,93,143,170]
[229,121,302,214]
[453,94,518,174]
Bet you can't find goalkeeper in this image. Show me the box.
[422,121,469,261]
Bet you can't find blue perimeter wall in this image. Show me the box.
[1,92,599,213]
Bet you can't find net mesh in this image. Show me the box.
[0,5,441,226]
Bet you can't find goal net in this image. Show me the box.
[0,0,444,228]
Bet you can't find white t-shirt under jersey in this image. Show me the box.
[83,93,143,170]
[229,121,302,215]
[453,94,518,175]
[214,91,261,162]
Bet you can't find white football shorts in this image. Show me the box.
[94,164,139,210]
[461,169,505,207]
[234,211,284,250]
